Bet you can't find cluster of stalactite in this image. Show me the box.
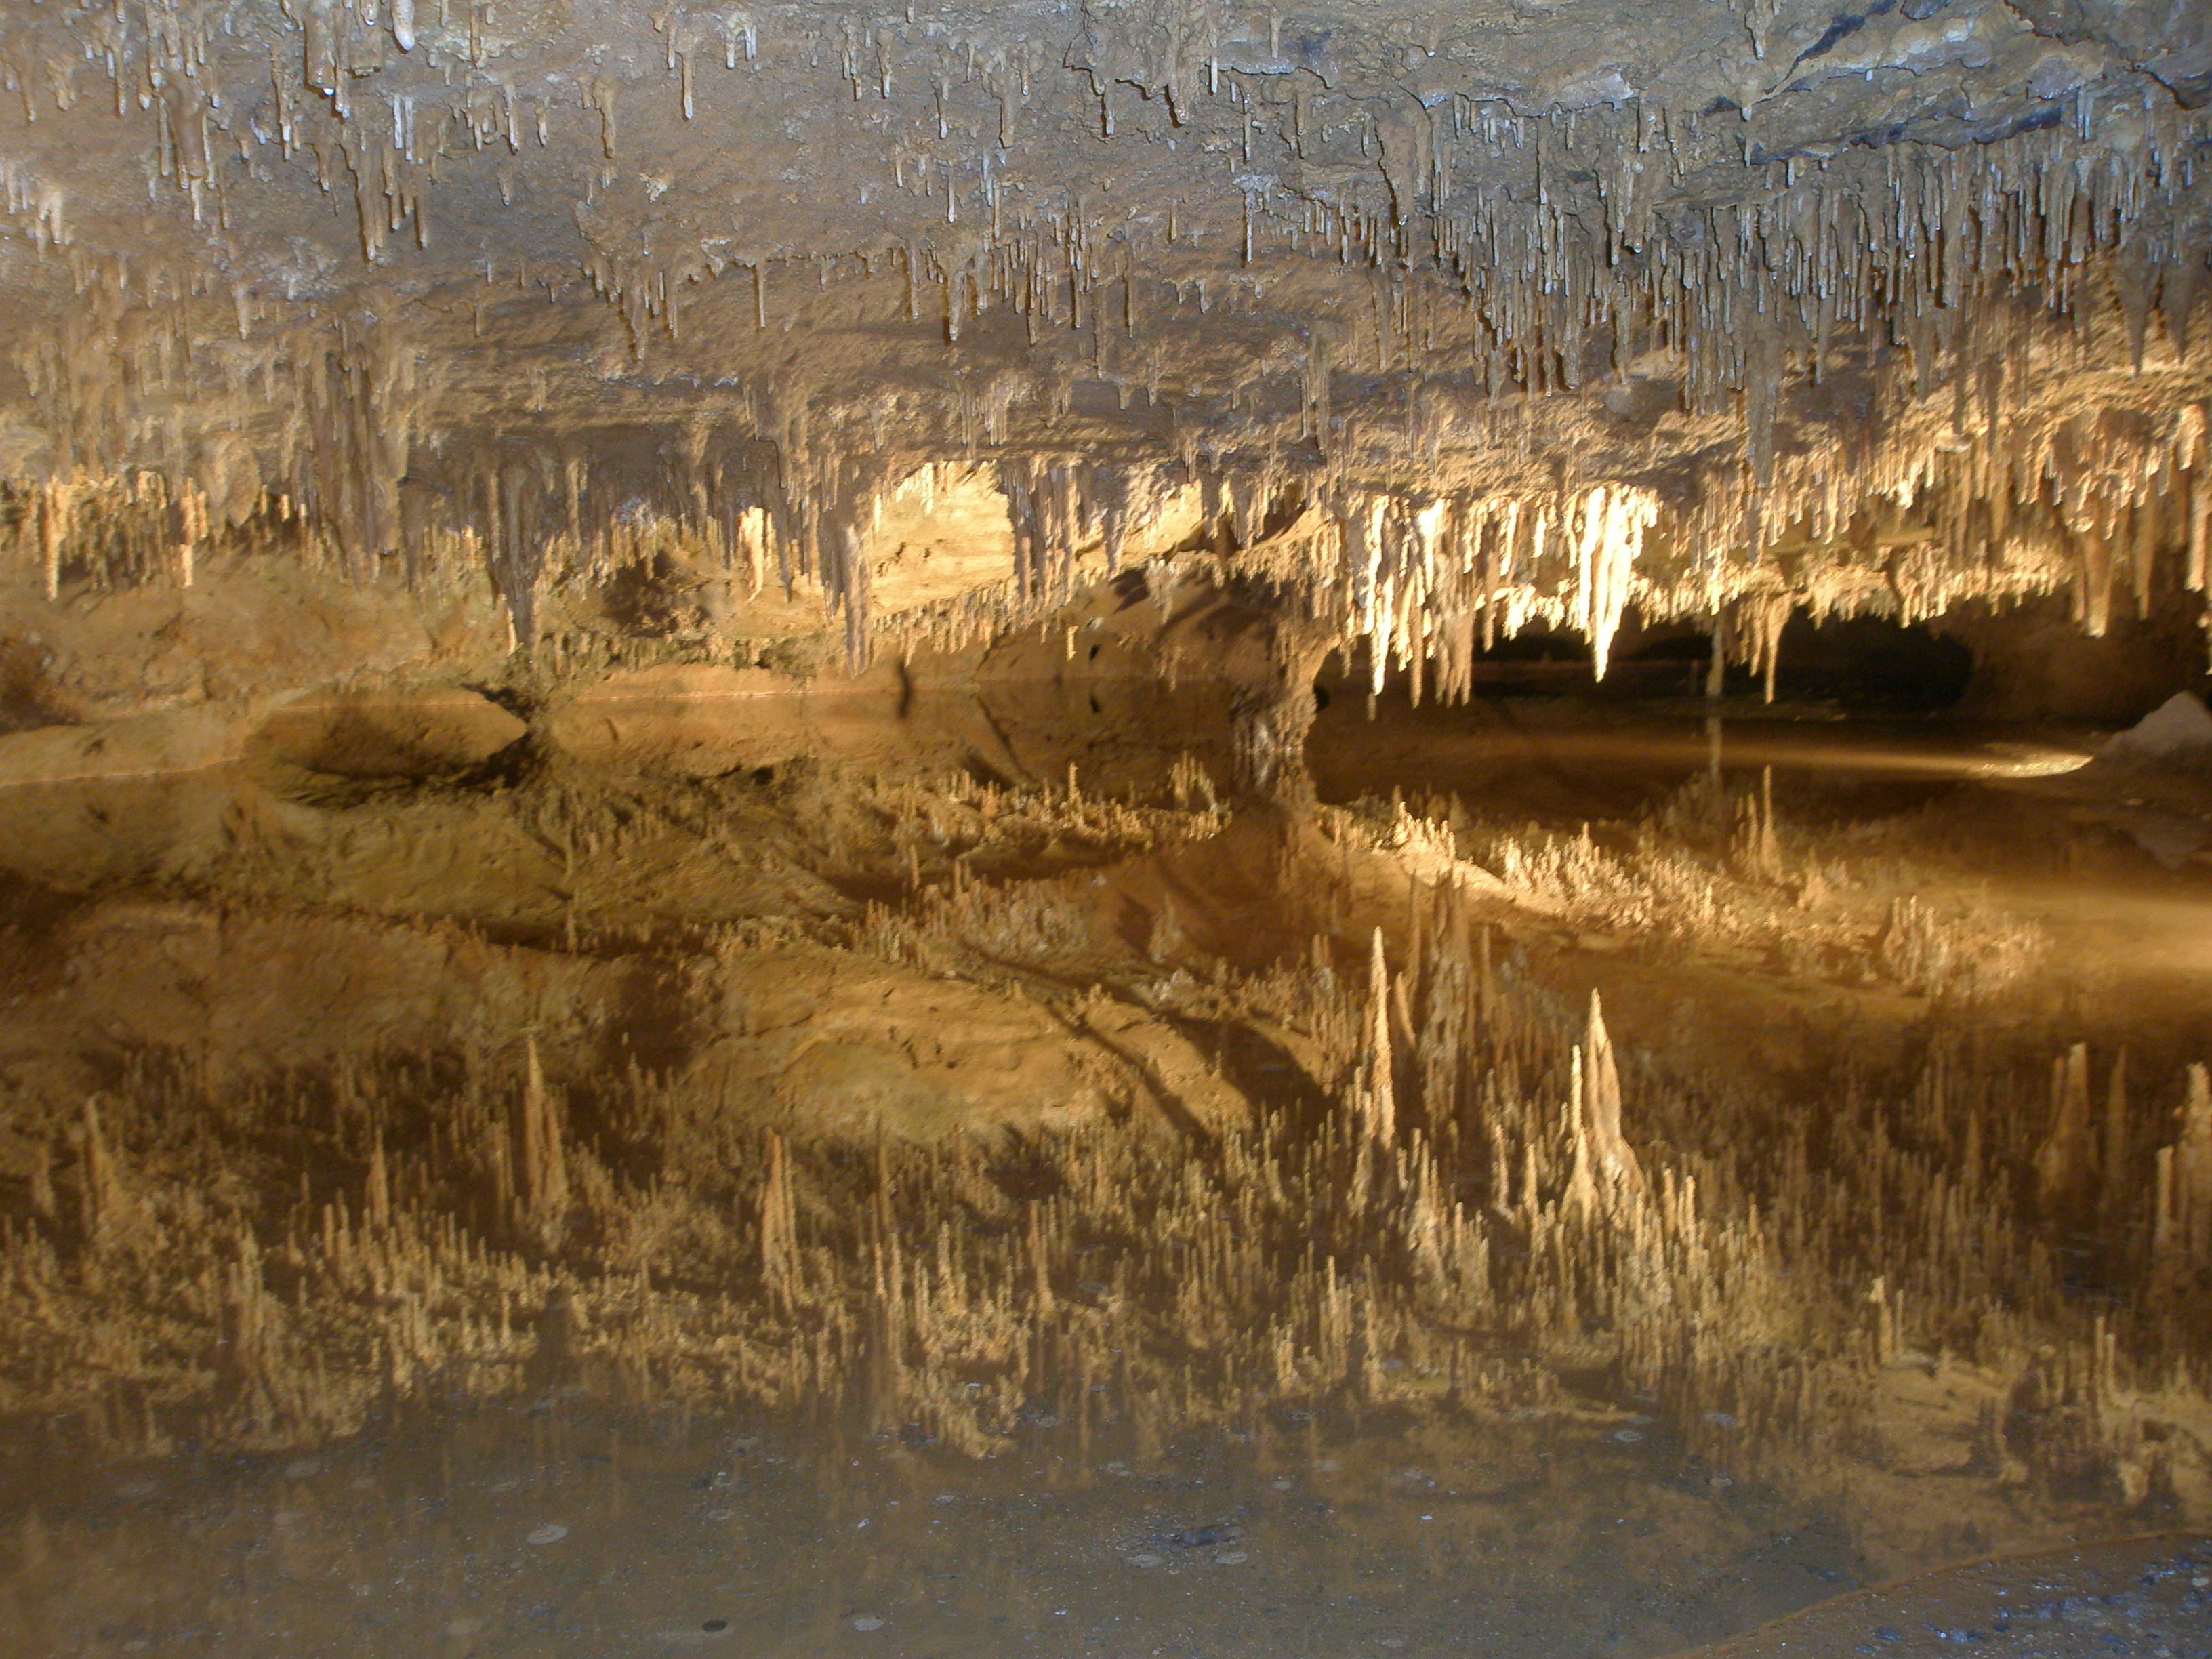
[7,351,2206,693]
[1174,373,2209,701]
[1,0,2208,688]
[15,0,2194,401]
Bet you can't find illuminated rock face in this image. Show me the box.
[0,0,2207,708]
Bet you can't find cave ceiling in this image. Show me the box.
[1,0,2210,679]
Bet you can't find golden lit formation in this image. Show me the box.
[1,0,2211,1652]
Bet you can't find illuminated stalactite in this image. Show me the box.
[0,2,2202,691]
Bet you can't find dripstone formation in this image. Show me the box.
[8,7,2212,1582]
[0,0,2207,718]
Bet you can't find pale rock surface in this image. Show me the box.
[2102,691,2212,765]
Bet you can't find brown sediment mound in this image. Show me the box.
[249,685,528,778]
[0,565,506,726]
[688,940,1250,1142]
[0,701,266,788]
[544,663,913,776]
[0,889,1250,1141]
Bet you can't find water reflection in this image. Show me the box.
[1,682,2209,1656]
[6,1397,1868,1659]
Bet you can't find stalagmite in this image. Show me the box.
[77,1097,125,1246]
[1578,990,1643,1200]
[516,1036,569,1237]
[2037,1044,2093,1210]
[2160,1065,2212,1264]
[761,1130,799,1305]
[1362,927,1395,1149]
[365,1134,392,1234]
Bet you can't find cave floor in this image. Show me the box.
[2,686,2211,1658]
[6,1396,2210,1658]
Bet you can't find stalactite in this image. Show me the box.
[0,0,2207,699]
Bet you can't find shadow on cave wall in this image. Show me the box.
[1316,594,2208,722]
[1318,613,1980,714]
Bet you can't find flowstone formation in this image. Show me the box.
[0,0,2209,724]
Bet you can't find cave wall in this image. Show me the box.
[1939,589,2212,722]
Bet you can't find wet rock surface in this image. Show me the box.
[1684,1534,2212,1658]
